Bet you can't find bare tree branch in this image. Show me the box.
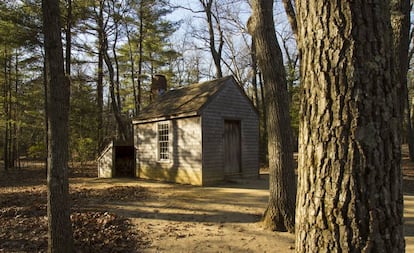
[281,0,298,39]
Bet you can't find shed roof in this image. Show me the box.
[133,76,237,123]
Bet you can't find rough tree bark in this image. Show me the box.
[295,1,405,252]
[42,0,74,251]
[247,0,296,232]
[390,0,413,161]
[258,71,267,164]
[250,40,259,108]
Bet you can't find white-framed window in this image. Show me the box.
[158,122,170,161]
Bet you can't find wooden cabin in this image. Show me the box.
[132,76,259,186]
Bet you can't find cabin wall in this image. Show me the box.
[201,83,259,185]
[134,116,203,185]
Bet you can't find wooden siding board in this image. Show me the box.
[135,116,203,185]
[201,82,259,185]
[97,141,113,178]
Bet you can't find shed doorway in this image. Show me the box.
[224,120,241,175]
[114,145,135,177]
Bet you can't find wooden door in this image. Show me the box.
[224,120,241,175]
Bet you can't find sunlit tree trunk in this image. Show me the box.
[42,0,74,251]
[248,0,296,232]
[295,1,404,251]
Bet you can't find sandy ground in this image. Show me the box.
[2,150,414,252]
[405,195,414,252]
[403,152,414,252]
[71,175,295,252]
[71,171,414,253]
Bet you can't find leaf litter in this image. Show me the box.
[0,164,151,252]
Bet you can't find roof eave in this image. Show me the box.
[132,111,199,124]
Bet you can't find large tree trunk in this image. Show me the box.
[295,1,404,252]
[42,0,74,251]
[258,72,267,164]
[247,0,296,233]
[390,0,413,161]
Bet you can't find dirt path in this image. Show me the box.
[72,176,295,252]
[403,148,414,252]
[2,155,414,252]
[72,172,414,252]
[404,195,414,252]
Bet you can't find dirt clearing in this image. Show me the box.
[80,176,295,252]
[1,150,414,252]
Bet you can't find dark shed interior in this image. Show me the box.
[114,145,135,177]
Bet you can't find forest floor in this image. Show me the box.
[0,147,414,252]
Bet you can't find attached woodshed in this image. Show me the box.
[132,76,259,186]
[97,140,135,178]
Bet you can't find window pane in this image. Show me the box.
[158,122,169,160]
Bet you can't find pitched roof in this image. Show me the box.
[133,76,235,123]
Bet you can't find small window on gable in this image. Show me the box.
[158,122,170,161]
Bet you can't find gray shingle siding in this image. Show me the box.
[135,117,203,185]
[201,82,259,185]
[133,76,259,185]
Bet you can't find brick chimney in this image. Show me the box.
[151,74,167,97]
